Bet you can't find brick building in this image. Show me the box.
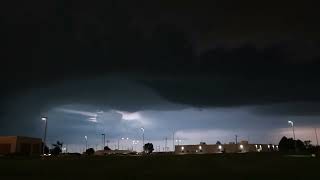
[0,136,42,155]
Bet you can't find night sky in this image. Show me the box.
[1,1,320,152]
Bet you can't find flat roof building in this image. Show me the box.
[175,141,278,154]
[0,136,42,155]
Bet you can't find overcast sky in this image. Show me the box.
[1,1,320,152]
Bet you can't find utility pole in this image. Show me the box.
[106,140,110,147]
[85,136,88,150]
[235,135,238,144]
[41,117,48,155]
[165,137,168,152]
[315,128,319,146]
[173,131,175,152]
[101,133,106,149]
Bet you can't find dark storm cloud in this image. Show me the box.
[1,0,320,146]
[251,102,320,117]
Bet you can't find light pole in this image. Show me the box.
[41,117,48,155]
[175,139,182,145]
[118,137,126,150]
[85,136,88,151]
[315,128,319,146]
[235,135,238,144]
[141,127,145,151]
[101,133,106,149]
[288,121,296,140]
[173,131,175,152]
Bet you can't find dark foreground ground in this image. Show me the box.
[0,153,319,180]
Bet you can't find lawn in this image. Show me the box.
[0,153,319,180]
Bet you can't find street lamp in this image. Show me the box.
[84,136,88,151]
[41,117,48,155]
[101,133,106,149]
[315,128,319,146]
[175,139,182,145]
[288,121,296,140]
[141,127,145,151]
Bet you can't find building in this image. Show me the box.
[94,149,136,156]
[0,136,42,155]
[175,141,278,154]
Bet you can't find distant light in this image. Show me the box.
[84,136,87,140]
[260,145,262,149]
[41,117,47,121]
[218,145,222,150]
[288,121,294,126]
[255,145,258,148]
[141,127,145,132]
[272,145,275,148]
[126,137,129,140]
[121,137,125,140]
[199,146,202,150]
[268,145,270,148]
[240,145,244,149]
[181,146,184,150]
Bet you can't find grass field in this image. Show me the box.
[0,153,319,180]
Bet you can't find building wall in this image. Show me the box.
[175,143,278,154]
[0,136,42,155]
[16,136,42,154]
[0,136,17,154]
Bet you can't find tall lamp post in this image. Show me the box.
[315,128,319,146]
[41,117,48,155]
[84,136,88,151]
[288,121,296,140]
[101,133,106,149]
[141,127,145,151]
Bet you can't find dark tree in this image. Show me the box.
[51,141,63,155]
[104,146,111,151]
[143,143,154,154]
[86,148,95,155]
[296,140,306,151]
[216,141,222,145]
[278,136,307,153]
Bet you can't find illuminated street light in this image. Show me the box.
[141,127,145,151]
[181,146,184,151]
[41,116,48,155]
[199,146,202,150]
[240,144,244,149]
[84,136,88,151]
[288,121,296,140]
[175,139,182,145]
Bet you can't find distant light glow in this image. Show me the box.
[240,145,244,149]
[199,146,202,150]
[181,146,184,150]
[41,117,47,121]
[288,121,294,126]
[218,145,222,150]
